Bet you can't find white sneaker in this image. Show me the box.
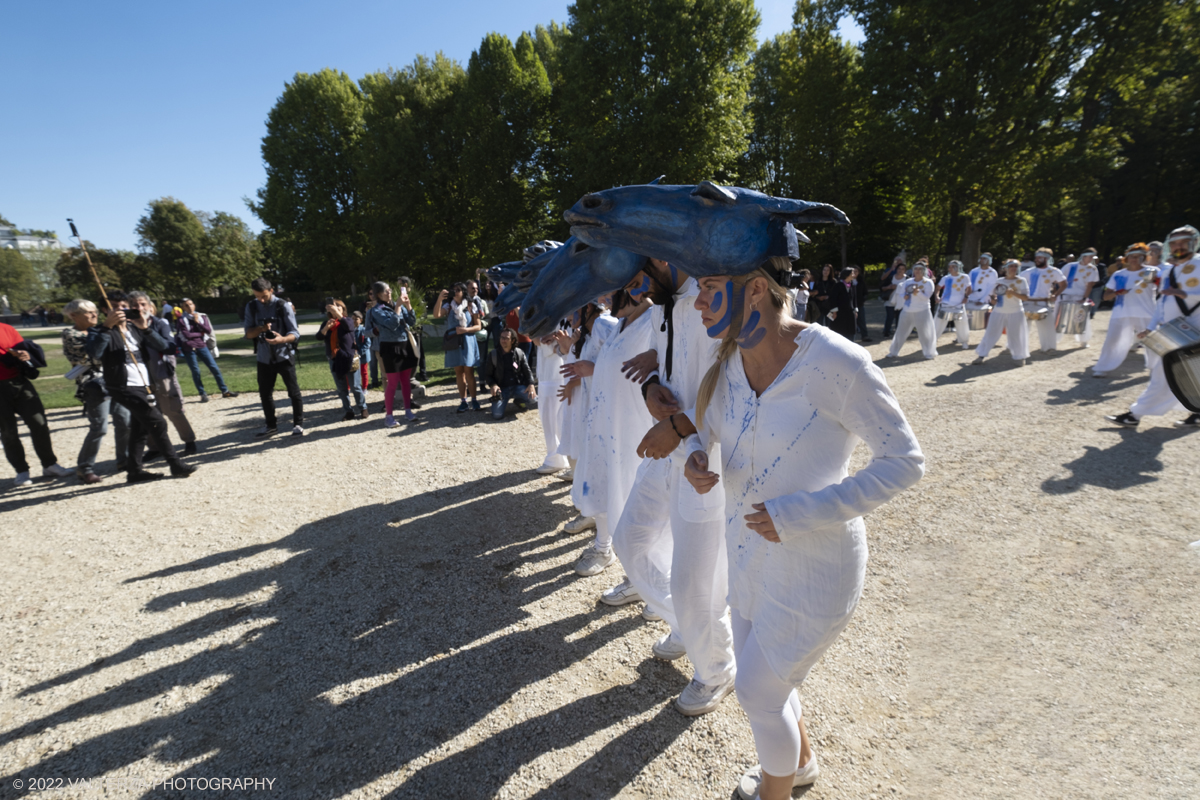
[384,414,399,428]
[557,468,575,482]
[574,546,615,576]
[13,471,32,487]
[42,464,73,478]
[600,576,642,606]
[676,676,735,716]
[962,344,972,350]
[736,753,820,800]
[536,463,565,475]
[563,515,596,534]
[651,632,687,661]
[292,425,305,436]
[642,607,663,621]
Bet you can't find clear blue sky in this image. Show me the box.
[1,0,861,252]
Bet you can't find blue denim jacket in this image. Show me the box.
[366,303,415,344]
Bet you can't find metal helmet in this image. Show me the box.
[1166,225,1199,258]
[522,240,564,263]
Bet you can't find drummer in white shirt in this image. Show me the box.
[1058,248,1101,347]
[885,262,937,359]
[934,260,972,349]
[1018,247,1067,353]
[1091,243,1159,377]
[1106,226,1200,427]
[971,259,1032,366]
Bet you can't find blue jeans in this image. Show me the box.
[78,391,131,472]
[331,362,366,412]
[491,386,537,419]
[182,347,228,395]
[883,305,899,336]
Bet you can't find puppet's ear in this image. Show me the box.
[766,220,803,259]
[691,180,737,204]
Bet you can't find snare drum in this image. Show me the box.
[1055,299,1093,334]
[1024,305,1051,321]
[1164,343,1200,413]
[936,303,963,321]
[965,303,991,331]
[1142,317,1200,357]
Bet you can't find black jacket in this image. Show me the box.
[85,325,173,390]
[483,346,533,389]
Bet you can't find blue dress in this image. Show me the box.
[443,303,480,368]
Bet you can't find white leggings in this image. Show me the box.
[592,512,611,551]
[732,611,804,778]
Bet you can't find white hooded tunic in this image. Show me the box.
[573,311,656,521]
[688,325,924,684]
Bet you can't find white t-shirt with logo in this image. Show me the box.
[1106,266,1159,320]
[968,266,998,304]
[1060,260,1101,301]
[938,273,971,307]
[992,277,1030,315]
[898,277,934,312]
[1019,265,1067,300]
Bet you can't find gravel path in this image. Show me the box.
[1,309,1197,799]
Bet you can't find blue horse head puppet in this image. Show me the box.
[518,237,649,338]
[563,180,849,277]
[491,240,565,316]
[486,260,525,284]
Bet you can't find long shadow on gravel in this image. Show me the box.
[0,468,681,799]
[1042,425,1196,493]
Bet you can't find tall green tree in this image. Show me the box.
[53,245,161,303]
[200,211,263,294]
[0,249,39,311]
[744,2,904,268]
[462,32,556,266]
[251,68,367,287]
[847,0,1175,265]
[135,198,208,296]
[556,0,760,204]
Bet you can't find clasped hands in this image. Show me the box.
[684,451,779,542]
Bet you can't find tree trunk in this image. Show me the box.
[944,199,964,259]
[961,220,987,269]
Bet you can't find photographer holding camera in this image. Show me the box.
[85,292,196,482]
[243,277,303,437]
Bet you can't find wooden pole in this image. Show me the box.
[67,219,111,311]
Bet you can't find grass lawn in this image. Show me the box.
[12,323,460,410]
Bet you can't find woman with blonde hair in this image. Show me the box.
[644,258,924,799]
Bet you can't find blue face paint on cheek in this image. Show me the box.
[706,280,736,336]
[629,275,651,299]
[737,310,766,348]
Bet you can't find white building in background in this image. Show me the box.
[0,226,64,315]
[0,225,63,254]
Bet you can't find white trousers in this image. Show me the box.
[1092,316,1151,374]
[1130,353,1185,418]
[732,610,804,778]
[933,309,970,346]
[1074,314,1094,345]
[887,309,937,358]
[1029,312,1059,351]
[537,381,570,469]
[976,311,1029,361]
[612,457,736,686]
